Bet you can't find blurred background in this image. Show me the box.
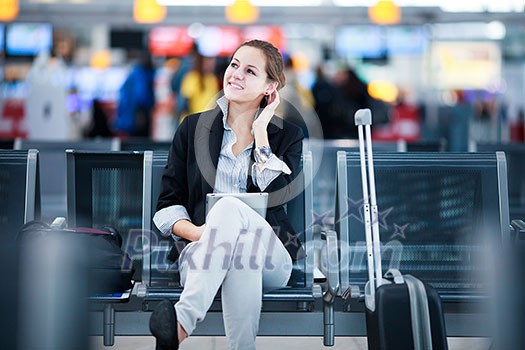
[0,0,524,147]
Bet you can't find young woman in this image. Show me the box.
[149,40,305,350]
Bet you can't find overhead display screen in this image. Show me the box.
[6,23,53,56]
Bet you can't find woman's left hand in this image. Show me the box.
[252,90,280,137]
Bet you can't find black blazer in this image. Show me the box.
[157,106,306,261]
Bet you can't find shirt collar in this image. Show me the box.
[216,96,231,130]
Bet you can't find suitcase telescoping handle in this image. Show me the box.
[355,109,383,310]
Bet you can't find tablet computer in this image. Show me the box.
[206,193,268,219]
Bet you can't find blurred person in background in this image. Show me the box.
[152,58,180,139]
[84,98,113,138]
[371,89,421,143]
[170,44,197,121]
[179,50,219,120]
[115,51,156,137]
[448,90,472,151]
[311,65,347,139]
[276,56,315,137]
[471,94,495,142]
[335,67,390,139]
[214,56,231,91]
[510,108,525,142]
[66,86,89,139]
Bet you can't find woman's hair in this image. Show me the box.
[234,40,286,90]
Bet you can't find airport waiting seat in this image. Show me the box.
[0,139,15,149]
[475,143,525,222]
[14,138,118,221]
[318,151,510,343]
[397,139,447,152]
[118,138,172,152]
[333,151,509,302]
[141,151,178,290]
[0,149,41,349]
[66,150,146,346]
[140,150,319,335]
[0,149,40,241]
[66,150,145,279]
[305,139,399,231]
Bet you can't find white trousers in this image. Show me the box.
[175,197,292,350]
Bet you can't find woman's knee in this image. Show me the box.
[208,196,251,218]
[206,196,271,241]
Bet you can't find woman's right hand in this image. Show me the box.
[252,90,280,138]
[191,224,206,241]
[172,220,206,241]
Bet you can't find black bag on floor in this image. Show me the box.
[18,221,134,294]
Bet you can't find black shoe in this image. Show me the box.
[149,299,179,350]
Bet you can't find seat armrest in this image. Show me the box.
[322,229,340,301]
[511,219,525,243]
[321,230,340,347]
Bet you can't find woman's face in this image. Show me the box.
[223,46,275,105]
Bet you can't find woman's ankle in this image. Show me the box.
[177,322,188,343]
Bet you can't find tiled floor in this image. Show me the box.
[91,336,492,349]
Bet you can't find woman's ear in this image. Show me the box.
[264,81,279,95]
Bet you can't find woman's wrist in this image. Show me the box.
[191,225,205,241]
[173,219,200,241]
[252,128,268,142]
[253,129,269,148]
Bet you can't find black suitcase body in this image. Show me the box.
[366,281,448,350]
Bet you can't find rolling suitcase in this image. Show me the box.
[355,109,448,350]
